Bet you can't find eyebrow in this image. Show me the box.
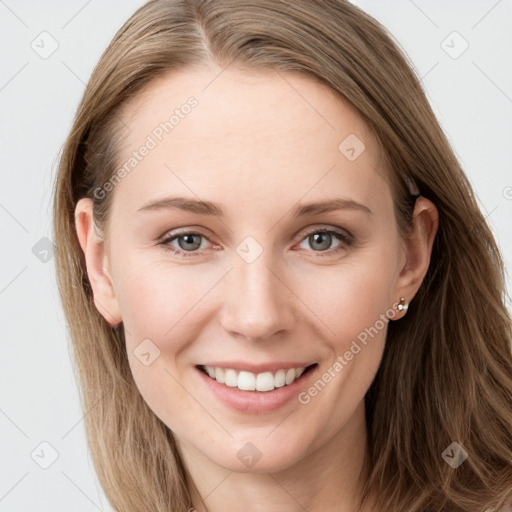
[137,196,372,217]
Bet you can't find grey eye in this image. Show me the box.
[307,232,333,251]
[176,233,203,251]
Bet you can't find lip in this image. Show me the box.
[195,363,319,414]
[197,361,315,373]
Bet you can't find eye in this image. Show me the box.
[158,230,212,258]
[295,227,353,258]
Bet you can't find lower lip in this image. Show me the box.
[196,365,319,414]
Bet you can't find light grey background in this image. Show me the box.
[1,1,511,510]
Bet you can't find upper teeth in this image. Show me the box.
[203,366,306,392]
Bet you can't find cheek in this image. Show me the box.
[114,257,226,400]
[115,259,211,424]
[305,249,397,344]
[115,256,214,341]
[290,253,395,441]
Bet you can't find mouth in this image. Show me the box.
[197,363,319,392]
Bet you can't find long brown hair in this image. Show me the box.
[52,1,512,510]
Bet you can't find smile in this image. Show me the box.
[199,364,318,392]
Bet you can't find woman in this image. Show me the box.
[52,1,512,510]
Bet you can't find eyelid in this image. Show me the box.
[295,224,353,242]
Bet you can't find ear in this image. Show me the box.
[74,198,122,326]
[391,196,439,319]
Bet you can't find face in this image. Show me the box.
[77,64,433,475]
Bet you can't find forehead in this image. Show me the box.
[110,65,391,219]
[122,65,375,151]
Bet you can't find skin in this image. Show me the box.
[75,64,438,512]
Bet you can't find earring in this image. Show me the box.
[397,297,409,313]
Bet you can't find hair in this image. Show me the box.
[52,1,512,511]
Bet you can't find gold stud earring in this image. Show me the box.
[397,297,409,313]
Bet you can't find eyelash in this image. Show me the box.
[157,226,354,259]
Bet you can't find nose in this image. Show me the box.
[219,252,296,342]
